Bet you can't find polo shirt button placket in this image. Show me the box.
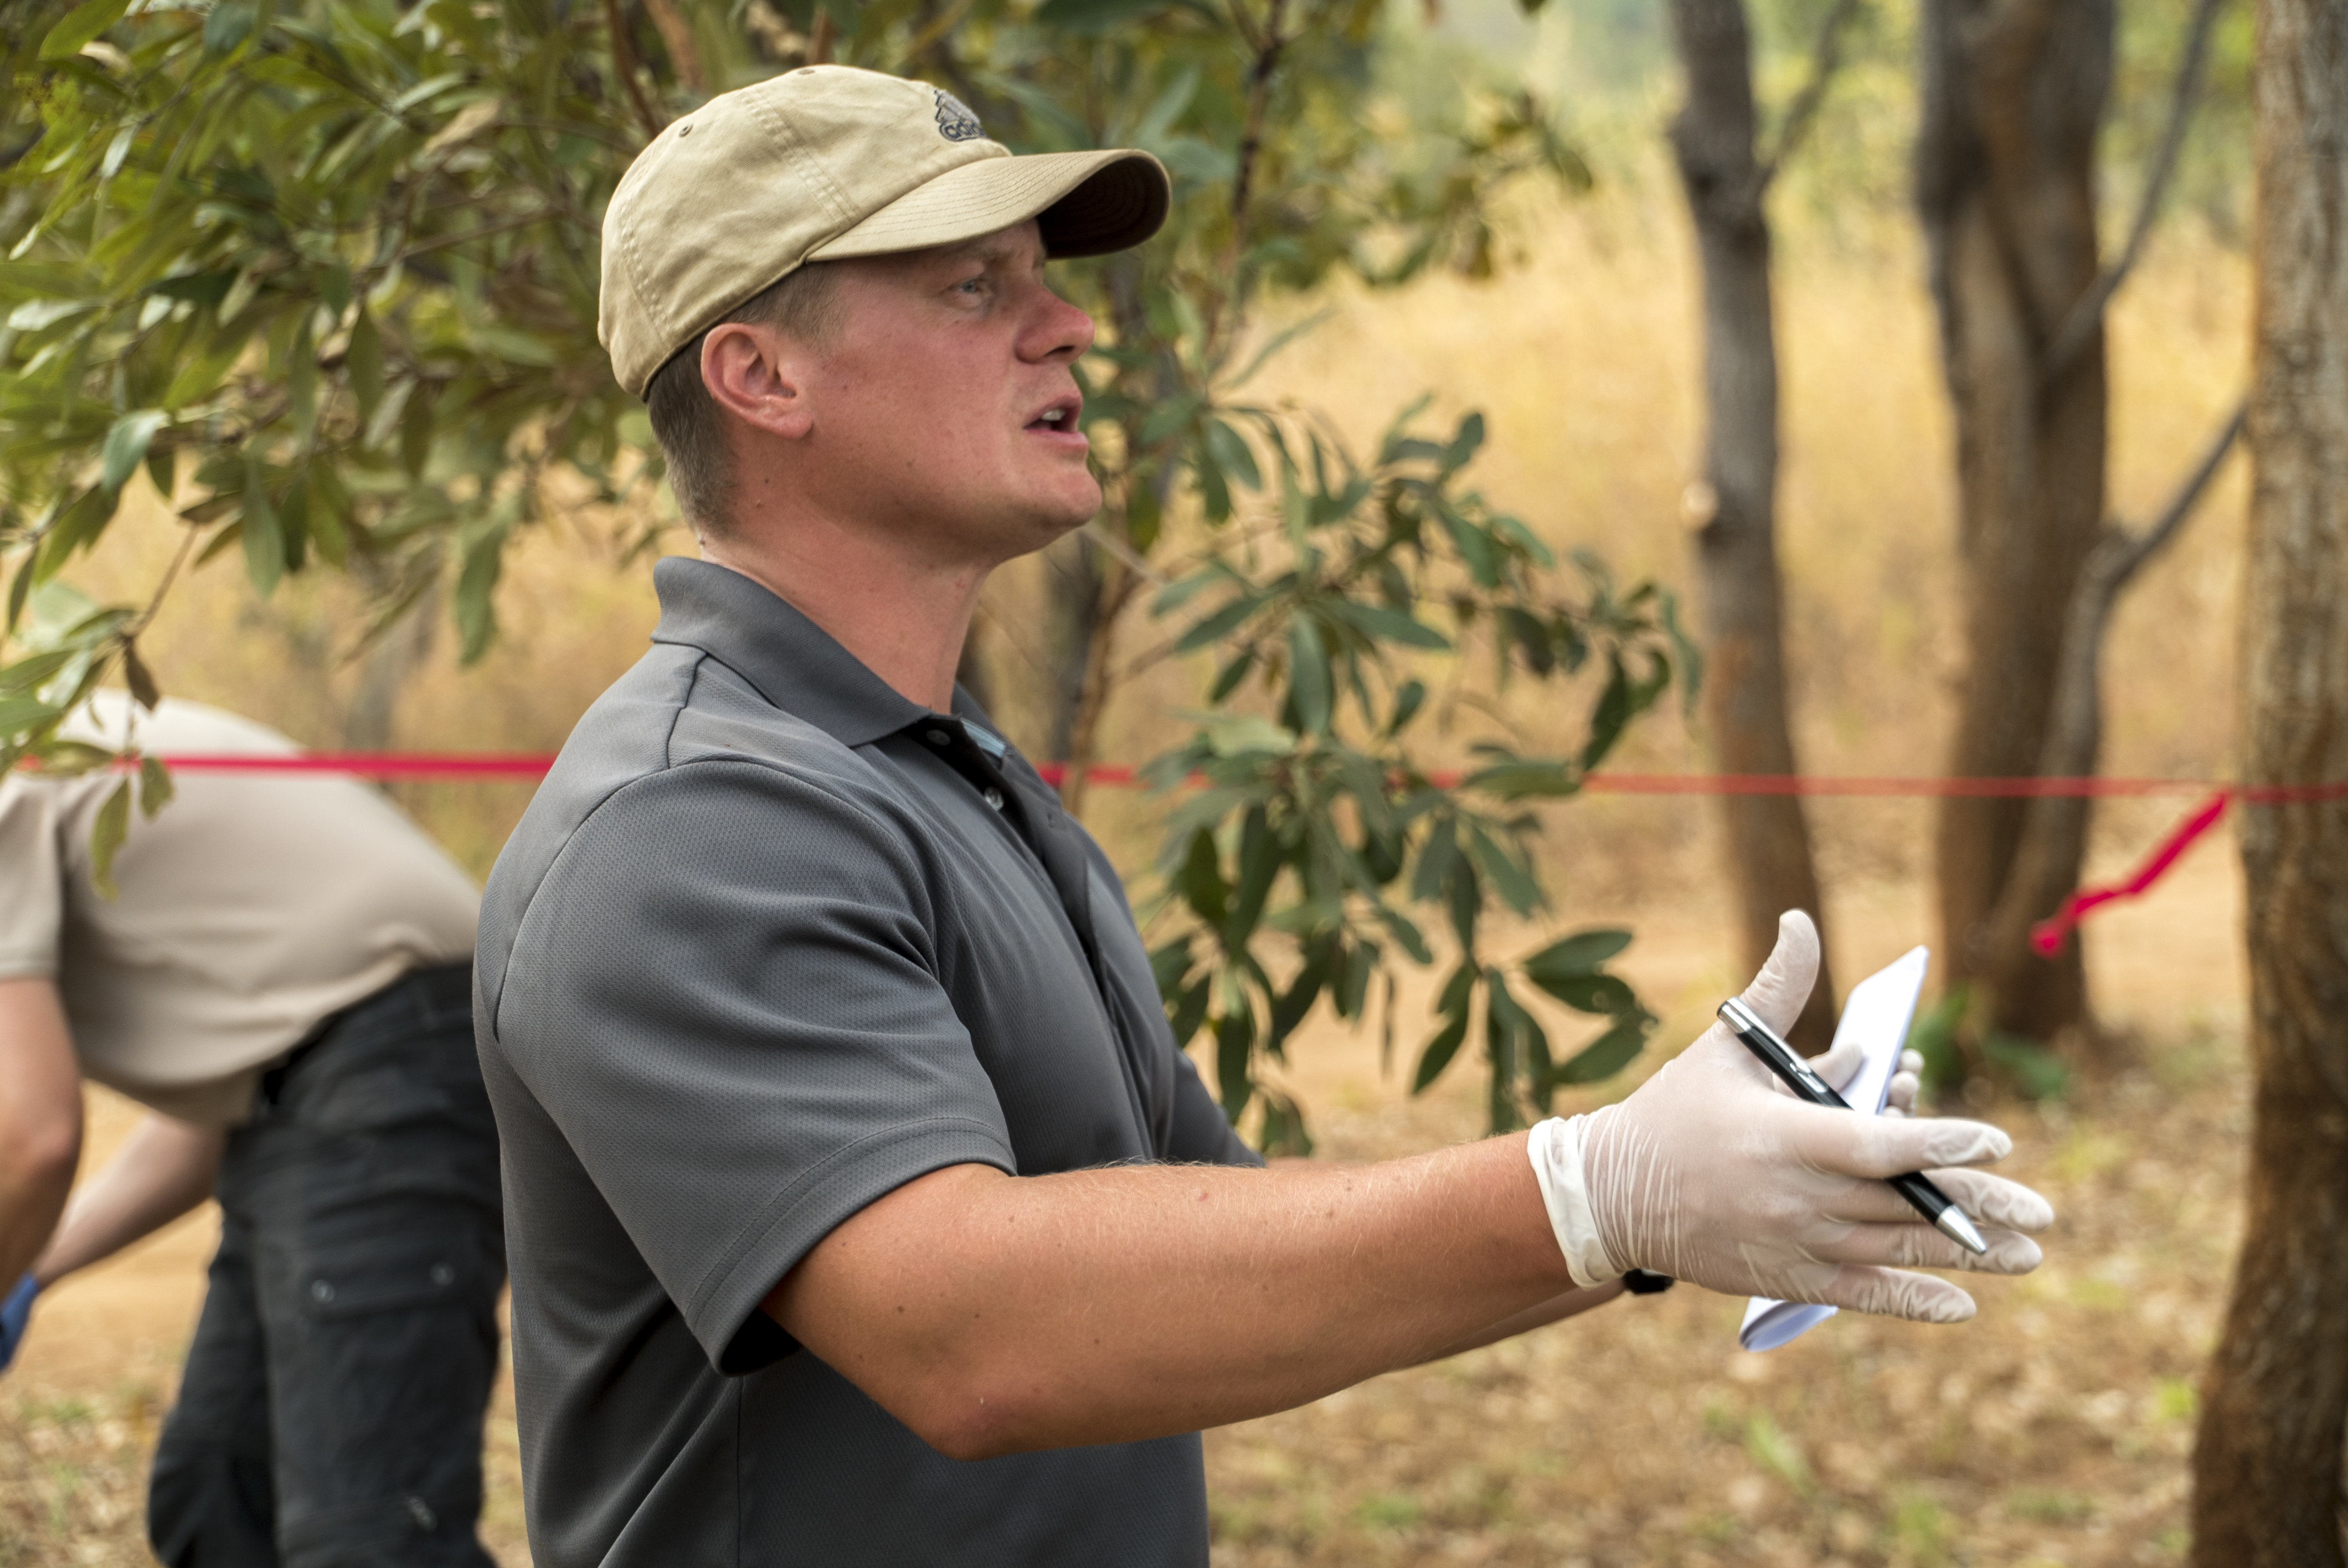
[983,787,1004,811]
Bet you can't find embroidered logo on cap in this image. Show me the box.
[934,90,984,142]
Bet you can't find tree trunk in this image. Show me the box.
[1667,0,1837,1050]
[2191,0,2348,1555]
[1978,406,2241,1043]
[1916,0,2113,1045]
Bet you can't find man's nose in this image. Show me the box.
[1019,283,1096,364]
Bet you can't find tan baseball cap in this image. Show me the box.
[599,65,1170,396]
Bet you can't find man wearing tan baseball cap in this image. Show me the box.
[477,63,2050,1568]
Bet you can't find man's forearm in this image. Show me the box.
[0,979,84,1286]
[1413,1278,1627,1365]
[33,1115,223,1289]
[767,1133,1573,1461]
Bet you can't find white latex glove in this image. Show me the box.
[1527,911,2052,1323]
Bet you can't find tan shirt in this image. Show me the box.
[0,692,480,1125]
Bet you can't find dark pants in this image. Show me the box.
[148,964,506,1568]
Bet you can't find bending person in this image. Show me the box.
[0,690,501,1567]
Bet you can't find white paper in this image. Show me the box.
[1737,946,1930,1353]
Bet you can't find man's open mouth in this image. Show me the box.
[1026,398,1082,432]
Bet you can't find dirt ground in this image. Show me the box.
[0,811,2248,1566]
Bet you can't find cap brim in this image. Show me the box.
[808,148,1168,264]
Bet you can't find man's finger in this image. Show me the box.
[1736,910,1819,1036]
[1784,1100,2012,1178]
[1808,1264,1978,1324]
[1813,1168,2054,1233]
[1814,1220,2043,1275]
[1883,1050,1925,1116]
[1919,1167,2054,1232]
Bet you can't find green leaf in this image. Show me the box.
[1200,712,1295,757]
[347,308,384,426]
[1441,410,1487,473]
[39,0,132,60]
[1412,1010,1470,1094]
[1149,935,1195,998]
[121,638,160,710]
[137,754,176,818]
[1204,419,1262,492]
[1288,617,1331,736]
[202,0,257,54]
[1176,827,1228,928]
[100,411,167,498]
[1226,807,1278,941]
[1268,949,1326,1045]
[1581,653,1635,770]
[0,696,65,735]
[89,777,132,900]
[454,524,508,663]
[1166,977,1211,1046]
[1254,1088,1314,1158]
[1465,828,1542,918]
[1322,599,1451,649]
[1463,758,1578,800]
[1551,1017,1647,1086]
[1520,929,1633,990]
[1215,1009,1255,1121]
[1386,678,1427,736]
[1532,971,1635,1015]
[0,650,73,694]
[242,472,284,599]
[6,555,34,635]
[1171,592,1265,654]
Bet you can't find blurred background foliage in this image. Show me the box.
[0,0,1717,1146]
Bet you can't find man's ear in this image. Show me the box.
[701,321,815,441]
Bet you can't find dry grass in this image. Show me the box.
[7,171,2260,1564]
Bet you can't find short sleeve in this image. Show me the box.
[488,760,1017,1370]
[1167,1051,1263,1167]
[0,779,66,981]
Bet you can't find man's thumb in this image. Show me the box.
[1738,910,1820,1035]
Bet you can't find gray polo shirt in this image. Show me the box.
[475,558,1257,1568]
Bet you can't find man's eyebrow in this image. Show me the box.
[929,235,1041,270]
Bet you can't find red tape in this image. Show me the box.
[122,756,2348,951]
[2027,788,2234,956]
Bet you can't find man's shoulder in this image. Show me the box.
[475,644,924,1033]
[512,642,893,835]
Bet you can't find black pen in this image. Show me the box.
[1716,997,1989,1256]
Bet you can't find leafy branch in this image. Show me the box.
[1144,405,1697,1148]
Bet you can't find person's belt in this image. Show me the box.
[259,962,472,1103]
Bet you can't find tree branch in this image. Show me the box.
[1752,0,1863,199]
[1204,0,1292,360]
[603,0,665,140]
[643,0,707,92]
[2038,0,2227,387]
[2103,395,2246,590]
[1976,397,2246,983]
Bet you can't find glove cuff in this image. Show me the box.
[1526,1114,1621,1288]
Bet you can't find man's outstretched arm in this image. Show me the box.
[765,914,2053,1464]
[768,1133,1575,1461]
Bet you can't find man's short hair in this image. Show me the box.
[644,263,840,538]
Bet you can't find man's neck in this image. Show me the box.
[700,520,984,714]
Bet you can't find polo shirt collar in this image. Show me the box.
[649,556,995,748]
